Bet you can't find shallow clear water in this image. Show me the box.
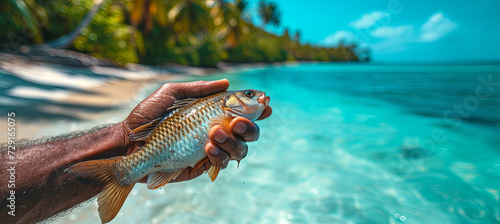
[56,63,500,224]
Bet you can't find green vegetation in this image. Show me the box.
[1,0,364,67]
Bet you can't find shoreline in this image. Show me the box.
[0,49,287,141]
[0,47,310,141]
[0,51,192,140]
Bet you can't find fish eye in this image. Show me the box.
[244,90,254,98]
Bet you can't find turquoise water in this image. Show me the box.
[55,63,500,223]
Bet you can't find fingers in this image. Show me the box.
[257,106,272,121]
[230,117,260,142]
[126,79,230,131]
[139,114,268,185]
[159,79,229,99]
[209,126,249,160]
[205,142,230,168]
[205,116,260,163]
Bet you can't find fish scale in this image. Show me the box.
[66,89,269,224]
[116,93,227,185]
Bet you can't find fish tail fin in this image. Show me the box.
[66,157,135,223]
[97,180,135,223]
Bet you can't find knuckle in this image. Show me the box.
[161,83,174,91]
[161,83,184,98]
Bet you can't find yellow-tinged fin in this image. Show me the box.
[129,98,197,141]
[190,157,221,182]
[207,115,233,182]
[208,164,221,182]
[168,98,197,113]
[190,156,209,176]
[147,169,184,190]
[98,181,134,223]
[65,157,135,224]
[208,114,234,132]
[129,116,165,141]
[189,115,233,182]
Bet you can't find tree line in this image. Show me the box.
[1,0,365,67]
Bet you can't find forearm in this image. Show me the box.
[0,122,127,224]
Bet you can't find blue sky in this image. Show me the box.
[246,0,500,62]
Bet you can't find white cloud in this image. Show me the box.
[353,12,457,57]
[371,25,414,38]
[419,12,458,42]
[322,11,458,57]
[321,31,356,46]
[349,11,390,29]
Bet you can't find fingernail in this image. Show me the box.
[214,129,228,143]
[233,121,247,134]
[209,145,220,155]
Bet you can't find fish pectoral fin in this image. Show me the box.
[147,169,184,190]
[208,115,233,132]
[208,164,221,182]
[65,157,134,223]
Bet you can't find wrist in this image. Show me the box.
[116,121,132,154]
[100,122,130,157]
[68,123,129,161]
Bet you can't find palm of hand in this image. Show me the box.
[118,80,271,183]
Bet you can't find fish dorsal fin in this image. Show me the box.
[129,98,198,141]
[147,169,184,190]
[129,116,166,141]
[166,98,197,114]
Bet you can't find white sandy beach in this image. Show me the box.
[0,51,187,140]
[0,49,277,140]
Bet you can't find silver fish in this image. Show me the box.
[66,89,270,223]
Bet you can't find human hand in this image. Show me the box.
[119,79,272,183]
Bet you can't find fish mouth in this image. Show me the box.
[258,94,270,108]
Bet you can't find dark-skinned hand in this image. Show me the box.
[119,79,272,183]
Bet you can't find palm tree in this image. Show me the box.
[211,0,249,48]
[294,30,301,43]
[8,0,45,44]
[7,0,107,49]
[258,0,280,30]
[47,0,106,48]
[171,0,211,35]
